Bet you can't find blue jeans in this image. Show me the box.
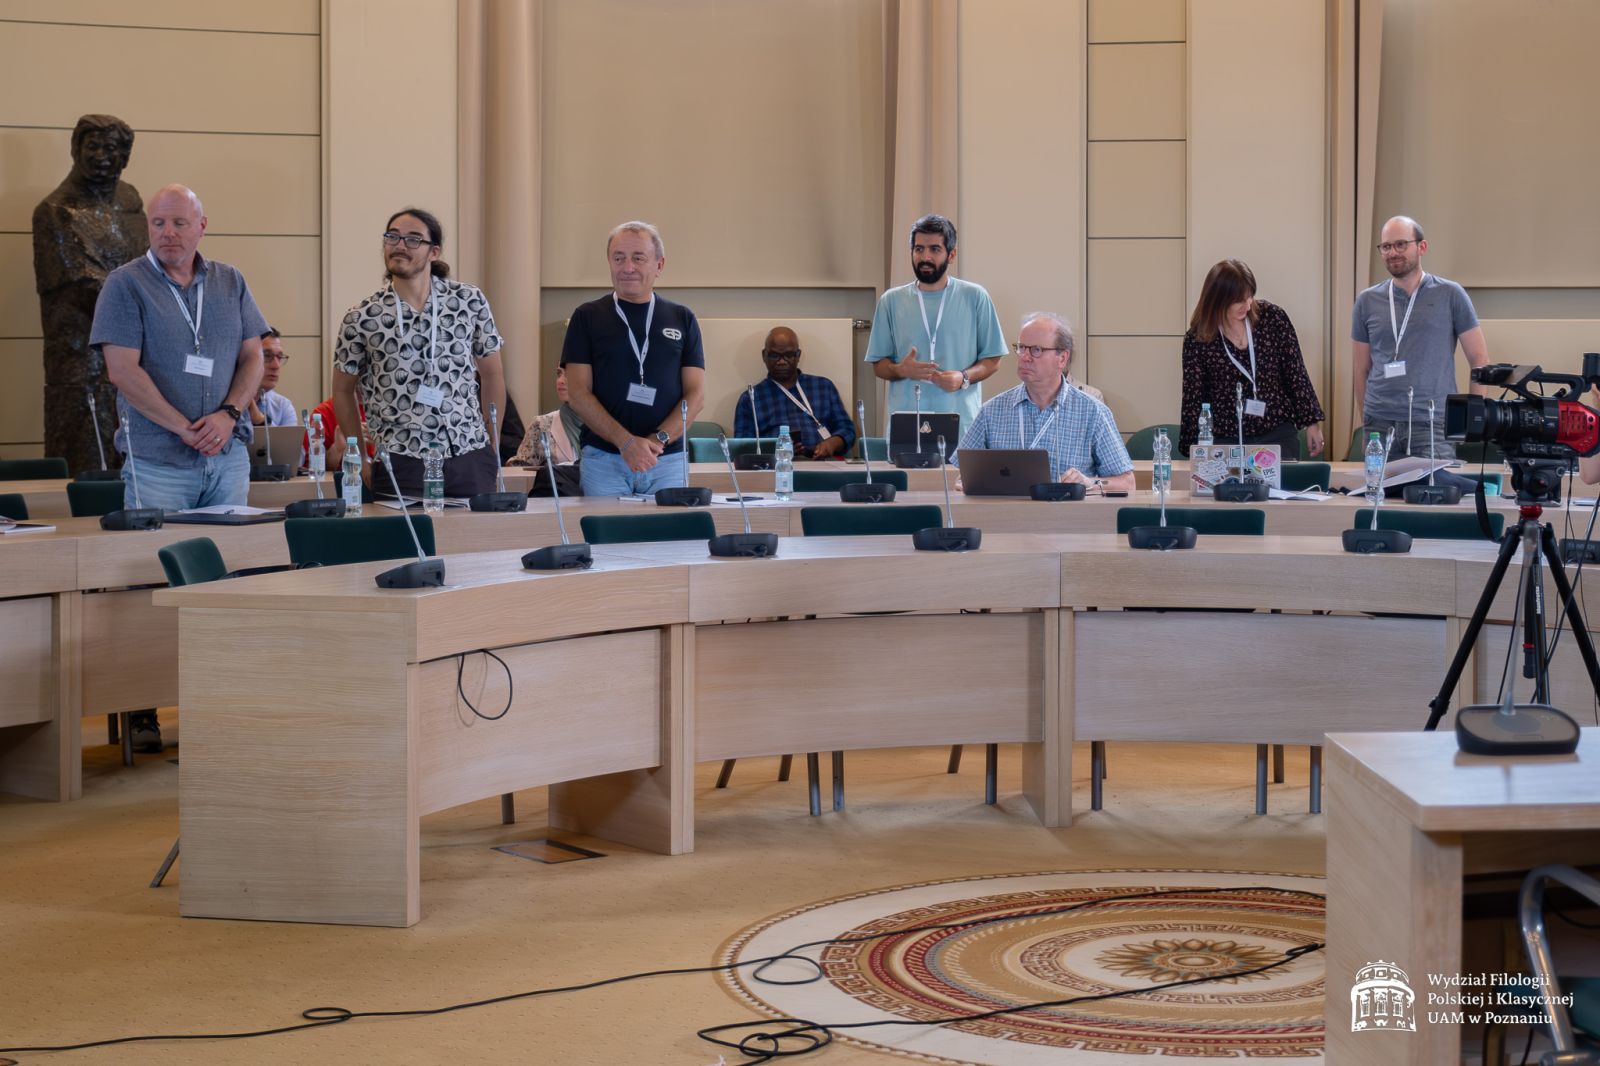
[579,445,687,497]
[122,443,250,510]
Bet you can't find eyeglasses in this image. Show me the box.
[1377,239,1417,255]
[762,350,801,360]
[1013,343,1066,358]
[262,352,290,364]
[382,231,433,249]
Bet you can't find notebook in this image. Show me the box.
[957,448,1052,496]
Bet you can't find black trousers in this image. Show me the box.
[1245,423,1302,461]
[375,444,501,499]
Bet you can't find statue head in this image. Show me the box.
[69,115,135,191]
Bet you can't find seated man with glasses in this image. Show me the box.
[732,325,856,458]
[250,326,296,426]
[955,312,1134,491]
[1351,214,1489,458]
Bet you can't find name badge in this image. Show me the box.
[415,383,445,408]
[627,382,657,406]
[185,354,214,377]
[1244,399,1267,418]
[1384,361,1407,379]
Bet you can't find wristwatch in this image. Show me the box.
[959,370,972,389]
[654,430,671,446]
[218,403,242,421]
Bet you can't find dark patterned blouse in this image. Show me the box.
[1178,300,1324,456]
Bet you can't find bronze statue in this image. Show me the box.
[32,114,147,474]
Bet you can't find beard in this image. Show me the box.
[914,259,948,285]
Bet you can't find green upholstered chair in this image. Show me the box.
[857,436,889,462]
[0,493,27,521]
[688,420,724,439]
[66,479,126,517]
[688,436,775,463]
[284,515,436,567]
[1344,428,1370,462]
[1352,508,1502,540]
[0,457,69,480]
[1115,506,1266,536]
[799,504,940,537]
[1124,424,1182,461]
[157,537,230,587]
[1279,462,1331,492]
[792,468,909,493]
[579,510,716,545]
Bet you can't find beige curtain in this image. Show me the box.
[884,0,959,290]
[458,0,543,417]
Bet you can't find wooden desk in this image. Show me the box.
[1325,729,1600,1064]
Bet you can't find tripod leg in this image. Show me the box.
[1540,524,1600,699]
[1525,524,1550,703]
[1426,524,1524,730]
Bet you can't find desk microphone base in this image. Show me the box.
[1031,482,1084,501]
[522,543,593,570]
[1213,479,1269,502]
[375,558,445,588]
[75,468,120,482]
[733,454,774,471]
[839,482,895,503]
[1342,528,1413,554]
[100,507,164,531]
[250,464,292,482]
[892,451,940,469]
[655,486,712,507]
[1456,703,1580,756]
[1403,483,1463,506]
[469,491,527,512]
[1127,525,1197,550]
[285,498,346,519]
[708,532,778,558]
[913,526,981,552]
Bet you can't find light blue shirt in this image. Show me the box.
[257,389,296,426]
[956,378,1133,480]
[864,277,1008,431]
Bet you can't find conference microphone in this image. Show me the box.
[1127,442,1197,550]
[708,431,778,558]
[839,398,895,502]
[249,396,291,482]
[912,435,981,551]
[373,444,446,587]
[1213,382,1269,502]
[656,399,711,506]
[1404,398,1462,505]
[99,414,164,530]
[285,408,344,518]
[522,428,593,570]
[469,403,526,512]
[1343,427,1412,553]
[894,382,939,469]
[76,386,118,481]
[735,385,775,471]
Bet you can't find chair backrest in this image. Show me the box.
[578,510,717,545]
[800,504,944,537]
[0,457,69,480]
[284,515,436,566]
[689,437,774,463]
[157,537,230,587]
[0,493,27,521]
[1345,428,1369,462]
[857,436,888,462]
[66,479,126,517]
[1352,508,1502,540]
[1279,462,1331,492]
[1115,506,1266,536]
[1124,424,1181,461]
[792,468,909,492]
[688,420,724,439]
[331,469,376,504]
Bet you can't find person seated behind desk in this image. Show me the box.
[732,326,856,459]
[250,327,297,427]
[955,311,1135,492]
[510,365,585,496]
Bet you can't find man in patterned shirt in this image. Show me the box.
[732,326,855,458]
[955,312,1134,491]
[332,207,506,498]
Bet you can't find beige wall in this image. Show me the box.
[0,2,322,456]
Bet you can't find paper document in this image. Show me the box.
[377,497,471,510]
[0,517,56,535]
[1329,457,1456,494]
[176,504,276,516]
[1268,488,1329,501]
[715,495,787,507]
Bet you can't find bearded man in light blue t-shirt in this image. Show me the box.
[865,214,1008,435]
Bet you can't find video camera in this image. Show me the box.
[1446,354,1600,462]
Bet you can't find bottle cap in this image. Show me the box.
[778,425,789,436]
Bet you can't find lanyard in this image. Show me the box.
[1017,389,1062,448]
[1219,322,1257,397]
[1388,274,1424,355]
[612,293,656,383]
[146,250,204,352]
[774,380,826,431]
[392,280,439,381]
[917,286,948,362]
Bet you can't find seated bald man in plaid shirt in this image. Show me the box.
[732,326,856,458]
[955,312,1134,492]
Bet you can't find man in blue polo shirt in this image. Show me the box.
[563,220,706,496]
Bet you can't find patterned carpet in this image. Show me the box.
[719,870,1326,1064]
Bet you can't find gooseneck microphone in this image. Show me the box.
[285,407,345,518]
[99,414,164,531]
[1127,442,1197,549]
[1214,382,1269,502]
[77,387,118,480]
[468,402,526,512]
[894,382,939,469]
[373,444,446,587]
[1344,427,1412,553]
[912,435,981,551]
[523,428,594,570]
[736,385,775,471]
[708,431,778,558]
[655,399,711,506]
[250,398,291,482]
[1403,397,1462,505]
[839,398,895,502]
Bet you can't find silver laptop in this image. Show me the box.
[249,425,305,467]
[957,448,1052,496]
[888,411,960,460]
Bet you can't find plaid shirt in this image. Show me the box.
[956,378,1132,480]
[731,372,856,452]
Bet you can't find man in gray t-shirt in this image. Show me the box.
[1351,215,1489,459]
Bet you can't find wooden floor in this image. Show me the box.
[1,717,1332,1065]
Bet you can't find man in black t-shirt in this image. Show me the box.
[563,220,707,496]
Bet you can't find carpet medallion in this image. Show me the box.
[719,870,1326,1063]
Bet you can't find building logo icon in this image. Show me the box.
[1351,961,1416,1032]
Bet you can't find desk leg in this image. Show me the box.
[549,624,692,855]
[0,592,81,801]
[1023,608,1072,827]
[1326,748,1463,1064]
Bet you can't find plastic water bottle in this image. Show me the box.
[774,424,794,501]
[341,437,363,516]
[1364,431,1386,507]
[422,440,445,514]
[1152,427,1172,495]
[1197,403,1214,448]
[307,414,326,485]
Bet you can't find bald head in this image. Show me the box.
[1383,215,1424,242]
[146,184,208,277]
[761,326,802,386]
[149,184,204,219]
